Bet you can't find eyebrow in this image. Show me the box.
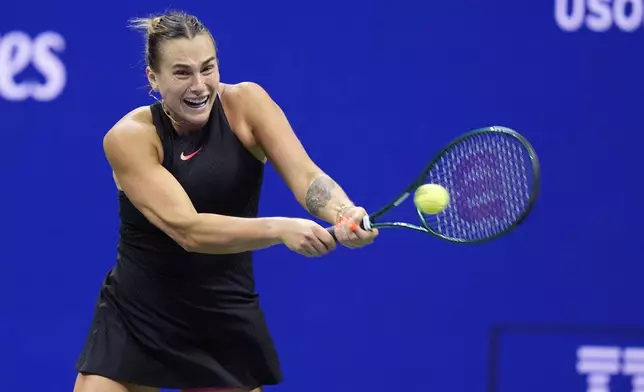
[172,56,216,69]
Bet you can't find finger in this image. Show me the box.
[352,226,373,241]
[339,237,361,249]
[352,217,378,241]
[344,227,376,247]
[335,216,356,234]
[342,221,365,242]
[348,208,367,228]
[299,247,314,257]
[299,241,320,257]
[309,235,332,255]
[350,209,375,238]
[314,226,337,251]
[335,223,359,243]
[345,241,362,249]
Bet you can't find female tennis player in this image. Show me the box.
[72,9,378,392]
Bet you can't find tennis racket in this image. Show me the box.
[326,125,540,244]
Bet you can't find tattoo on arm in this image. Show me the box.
[305,176,336,215]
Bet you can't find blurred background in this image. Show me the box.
[2,0,643,391]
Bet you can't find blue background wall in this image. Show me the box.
[2,0,643,391]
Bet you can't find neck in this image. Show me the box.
[162,103,205,135]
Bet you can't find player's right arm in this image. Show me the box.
[103,116,335,256]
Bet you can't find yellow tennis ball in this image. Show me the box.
[414,184,450,214]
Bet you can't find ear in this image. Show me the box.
[146,66,158,91]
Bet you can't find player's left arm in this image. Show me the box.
[239,82,378,246]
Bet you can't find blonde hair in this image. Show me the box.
[128,10,214,72]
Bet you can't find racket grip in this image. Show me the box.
[325,215,372,242]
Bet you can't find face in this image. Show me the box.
[147,33,219,131]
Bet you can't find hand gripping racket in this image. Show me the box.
[326,126,541,244]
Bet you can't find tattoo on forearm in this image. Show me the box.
[305,176,336,215]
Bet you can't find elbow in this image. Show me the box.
[163,224,202,253]
[176,233,200,253]
[158,213,210,253]
[171,227,233,254]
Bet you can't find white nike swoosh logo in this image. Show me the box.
[180,147,202,161]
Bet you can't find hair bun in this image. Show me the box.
[150,16,162,31]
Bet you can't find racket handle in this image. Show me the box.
[325,215,372,242]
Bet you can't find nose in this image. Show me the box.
[190,74,207,93]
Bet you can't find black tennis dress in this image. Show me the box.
[75,96,283,389]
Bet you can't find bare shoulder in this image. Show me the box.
[105,106,156,144]
[219,81,278,120]
[220,81,271,104]
[103,106,163,168]
[219,82,273,162]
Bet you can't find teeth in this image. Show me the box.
[185,96,208,105]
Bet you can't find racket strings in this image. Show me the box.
[423,132,535,241]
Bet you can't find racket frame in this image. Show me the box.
[366,125,541,243]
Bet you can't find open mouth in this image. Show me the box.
[183,95,209,109]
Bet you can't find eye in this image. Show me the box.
[202,65,215,73]
[173,70,190,77]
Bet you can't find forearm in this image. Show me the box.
[180,214,284,254]
[302,174,355,224]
